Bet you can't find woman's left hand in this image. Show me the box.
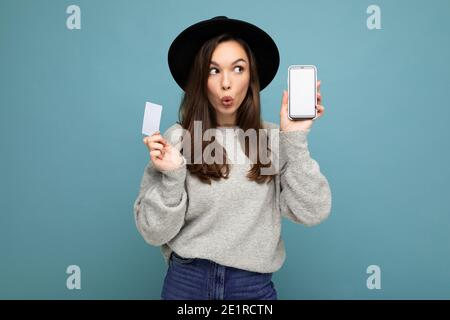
[280,80,325,132]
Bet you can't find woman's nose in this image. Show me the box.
[221,73,231,90]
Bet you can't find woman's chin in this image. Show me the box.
[219,104,238,112]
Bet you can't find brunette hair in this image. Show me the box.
[176,33,274,184]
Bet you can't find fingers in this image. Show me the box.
[315,104,325,119]
[150,149,163,161]
[143,131,168,160]
[143,131,168,146]
[148,141,165,151]
[280,90,288,116]
[143,137,165,150]
[316,80,322,104]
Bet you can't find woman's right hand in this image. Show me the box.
[143,131,185,172]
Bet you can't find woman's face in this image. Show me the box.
[207,40,250,126]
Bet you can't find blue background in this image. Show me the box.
[1,0,449,299]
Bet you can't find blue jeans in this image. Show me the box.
[161,251,278,300]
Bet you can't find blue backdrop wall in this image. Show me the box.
[1,0,449,299]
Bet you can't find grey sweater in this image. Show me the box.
[133,121,332,273]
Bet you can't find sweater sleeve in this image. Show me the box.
[133,125,188,246]
[279,129,332,226]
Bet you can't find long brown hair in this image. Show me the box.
[176,33,275,185]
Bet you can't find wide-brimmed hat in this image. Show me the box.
[167,16,280,92]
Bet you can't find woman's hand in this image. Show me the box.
[280,80,325,132]
[143,131,185,172]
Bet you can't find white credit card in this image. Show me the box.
[142,101,162,136]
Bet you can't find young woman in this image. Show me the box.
[134,16,332,300]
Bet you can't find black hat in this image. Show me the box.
[168,16,280,92]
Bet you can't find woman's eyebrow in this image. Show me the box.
[210,58,247,66]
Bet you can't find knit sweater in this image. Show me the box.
[133,121,332,273]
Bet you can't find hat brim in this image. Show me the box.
[168,17,280,92]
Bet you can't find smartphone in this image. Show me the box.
[288,65,317,120]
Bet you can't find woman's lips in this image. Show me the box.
[221,96,234,106]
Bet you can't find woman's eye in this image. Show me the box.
[209,66,244,75]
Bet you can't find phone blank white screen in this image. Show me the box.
[289,67,315,117]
